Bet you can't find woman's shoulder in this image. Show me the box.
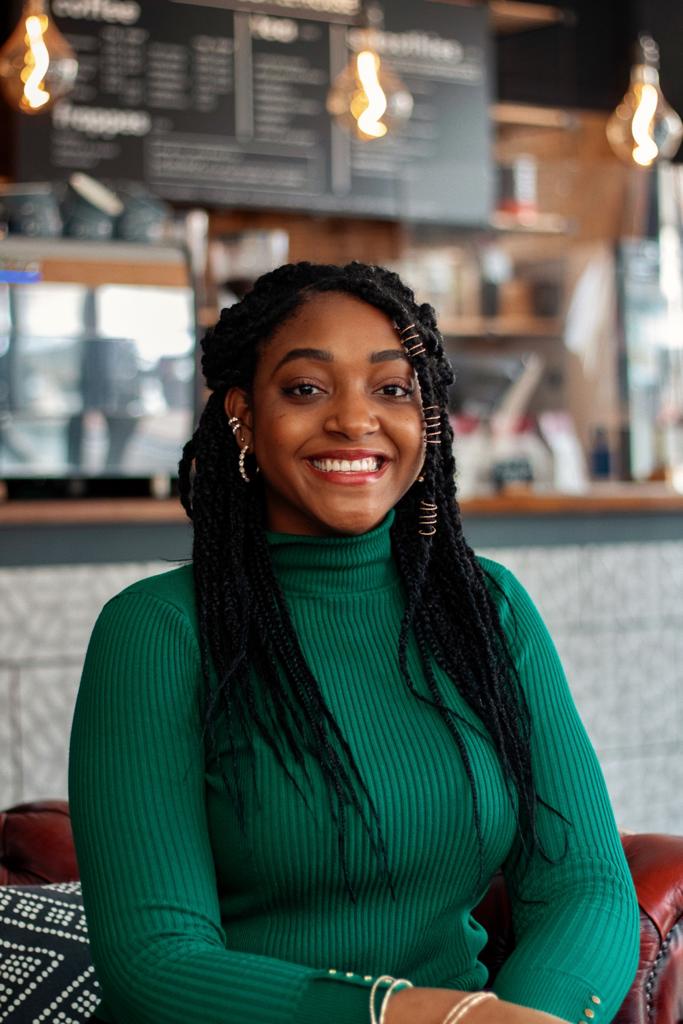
[103,563,198,636]
[77,564,202,732]
[117,562,195,605]
[474,553,535,637]
[474,553,516,595]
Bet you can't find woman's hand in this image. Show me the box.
[385,986,570,1024]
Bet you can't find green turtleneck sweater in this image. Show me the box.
[68,511,639,1024]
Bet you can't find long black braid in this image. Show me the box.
[178,261,568,903]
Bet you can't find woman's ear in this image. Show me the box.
[224,388,253,443]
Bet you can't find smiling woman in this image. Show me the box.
[69,261,639,1024]
[225,292,425,536]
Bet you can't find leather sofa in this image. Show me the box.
[2,800,682,1023]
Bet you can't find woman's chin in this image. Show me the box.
[314,505,390,536]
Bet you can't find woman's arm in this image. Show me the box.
[68,587,391,1024]
[480,561,640,1024]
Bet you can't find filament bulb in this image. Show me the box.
[607,34,682,168]
[0,0,78,116]
[354,50,388,139]
[327,2,412,141]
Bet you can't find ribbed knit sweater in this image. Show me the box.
[68,510,639,1024]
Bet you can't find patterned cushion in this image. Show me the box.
[0,881,101,1022]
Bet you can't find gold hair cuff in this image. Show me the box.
[418,499,438,537]
[397,322,426,358]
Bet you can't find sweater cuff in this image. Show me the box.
[295,973,400,1024]
[493,965,609,1024]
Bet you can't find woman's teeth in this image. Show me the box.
[310,457,382,473]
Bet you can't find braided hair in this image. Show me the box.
[178,260,567,903]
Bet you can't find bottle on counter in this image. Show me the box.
[589,425,612,480]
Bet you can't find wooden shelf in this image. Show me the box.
[491,102,579,131]
[0,498,186,526]
[460,483,683,516]
[0,237,191,288]
[490,1,568,34]
[2,485,683,526]
[489,210,572,235]
[440,315,562,338]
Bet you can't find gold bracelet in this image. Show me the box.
[369,975,414,1024]
[380,978,413,1024]
[440,991,498,1024]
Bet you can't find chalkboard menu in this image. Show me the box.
[14,0,493,224]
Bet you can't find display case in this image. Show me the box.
[0,237,197,491]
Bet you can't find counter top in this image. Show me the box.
[459,482,683,516]
[1,483,682,526]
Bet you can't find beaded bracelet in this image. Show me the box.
[369,975,414,1024]
[440,991,498,1024]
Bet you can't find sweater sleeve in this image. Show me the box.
[68,589,381,1024]
[482,563,640,1024]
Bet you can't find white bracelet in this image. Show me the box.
[369,975,414,1024]
[441,991,498,1024]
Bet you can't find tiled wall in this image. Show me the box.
[0,563,163,810]
[1,544,681,834]
[479,542,683,835]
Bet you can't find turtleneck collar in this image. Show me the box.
[265,508,399,596]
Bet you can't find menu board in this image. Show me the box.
[14,0,493,225]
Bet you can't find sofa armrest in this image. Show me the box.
[0,799,79,885]
[614,834,683,1024]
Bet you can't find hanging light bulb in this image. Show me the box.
[0,0,78,116]
[607,34,682,168]
[327,1,413,142]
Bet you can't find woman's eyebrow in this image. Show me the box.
[274,347,410,371]
[274,347,332,371]
[369,350,410,364]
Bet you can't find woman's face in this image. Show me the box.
[225,291,425,536]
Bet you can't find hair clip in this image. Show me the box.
[418,500,438,537]
[399,323,416,335]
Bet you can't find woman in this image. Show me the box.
[69,261,639,1024]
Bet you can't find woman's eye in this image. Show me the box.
[282,382,323,398]
[378,383,414,397]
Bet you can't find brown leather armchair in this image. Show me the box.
[474,833,683,1024]
[2,800,682,1023]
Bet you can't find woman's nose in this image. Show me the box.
[324,389,378,437]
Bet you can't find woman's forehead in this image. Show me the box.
[265,291,402,353]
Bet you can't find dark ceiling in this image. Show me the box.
[497,0,683,119]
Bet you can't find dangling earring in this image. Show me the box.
[238,445,251,483]
[228,415,253,483]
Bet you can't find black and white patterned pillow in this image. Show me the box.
[0,881,101,1022]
